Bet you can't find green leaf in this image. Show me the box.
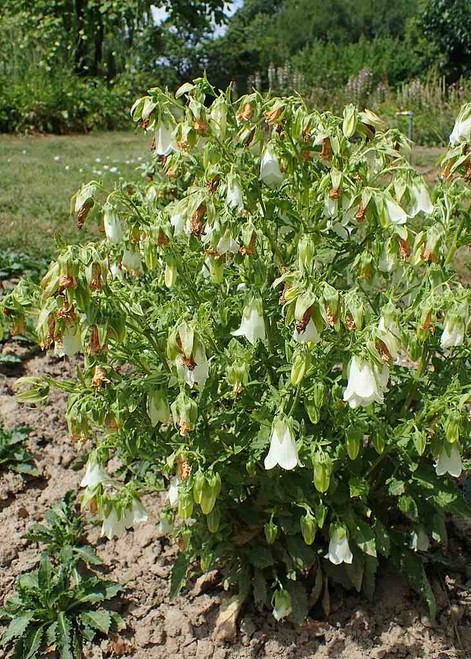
[73,546,102,566]
[245,546,275,569]
[285,580,308,624]
[345,559,363,592]
[387,479,405,496]
[395,549,436,618]
[24,624,44,659]
[45,621,57,647]
[374,520,390,558]
[80,610,111,634]
[363,556,378,600]
[57,612,74,659]
[252,570,267,609]
[398,495,419,520]
[170,553,189,599]
[38,556,52,592]
[285,536,316,569]
[349,475,369,499]
[353,519,377,558]
[1,612,35,646]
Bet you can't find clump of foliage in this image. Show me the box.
[4,80,470,622]
[25,491,101,567]
[0,555,123,658]
[0,424,38,476]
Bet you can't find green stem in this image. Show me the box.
[444,215,466,267]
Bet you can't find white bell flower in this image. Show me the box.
[80,456,108,489]
[233,299,266,345]
[385,198,408,225]
[101,508,126,540]
[343,356,389,408]
[176,346,209,388]
[62,325,82,357]
[170,211,186,236]
[157,516,174,535]
[326,526,353,565]
[435,444,463,478]
[217,232,239,255]
[293,318,320,344]
[122,248,143,274]
[264,416,300,471]
[449,104,471,146]
[272,589,292,621]
[103,207,124,244]
[155,123,177,156]
[167,477,180,507]
[441,316,464,348]
[260,146,284,187]
[409,183,433,217]
[226,179,244,211]
[123,499,149,528]
[109,261,123,279]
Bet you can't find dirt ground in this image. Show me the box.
[1,349,470,659]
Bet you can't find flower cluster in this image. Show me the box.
[4,79,470,621]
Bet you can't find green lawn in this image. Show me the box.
[0,131,149,257]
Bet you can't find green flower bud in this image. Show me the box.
[171,392,198,435]
[193,471,205,504]
[178,489,194,519]
[209,257,224,284]
[201,472,221,515]
[444,410,461,444]
[291,349,310,386]
[407,334,422,362]
[272,587,292,621]
[200,549,214,572]
[147,390,170,426]
[346,426,362,460]
[300,511,317,545]
[342,104,358,138]
[305,382,325,424]
[358,251,374,279]
[313,451,332,493]
[413,429,426,456]
[264,519,278,545]
[206,506,221,533]
[178,321,195,359]
[371,429,385,454]
[298,235,315,272]
[165,258,177,289]
[226,363,249,393]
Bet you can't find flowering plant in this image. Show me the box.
[4,80,470,621]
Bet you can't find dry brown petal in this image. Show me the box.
[92,366,109,388]
[207,175,220,193]
[158,229,169,247]
[355,202,367,222]
[377,340,392,362]
[237,102,254,122]
[58,275,76,292]
[193,119,209,135]
[264,107,283,125]
[329,187,341,200]
[177,456,192,481]
[320,138,332,160]
[396,236,411,259]
[296,305,313,333]
[77,200,93,229]
[190,203,206,237]
[344,314,357,331]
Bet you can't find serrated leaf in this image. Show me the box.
[387,479,405,496]
[45,621,57,647]
[73,546,102,565]
[285,580,308,624]
[285,536,316,569]
[57,612,73,659]
[353,519,377,557]
[170,553,189,599]
[245,546,275,569]
[80,609,111,634]
[349,476,369,498]
[1,612,35,646]
[252,570,267,609]
[24,624,44,659]
[395,549,436,618]
[38,556,52,592]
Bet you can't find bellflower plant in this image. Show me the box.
[3,78,470,622]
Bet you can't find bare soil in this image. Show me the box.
[1,349,470,659]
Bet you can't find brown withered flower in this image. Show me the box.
[239,233,257,257]
[344,314,357,331]
[355,203,367,222]
[264,107,283,125]
[77,200,93,229]
[396,236,411,259]
[158,229,169,247]
[89,263,102,292]
[419,312,435,332]
[237,102,254,122]
[177,455,192,481]
[190,204,206,237]
[193,119,209,135]
[58,274,77,293]
[92,365,109,388]
[329,187,341,200]
[206,175,220,194]
[320,138,332,160]
[295,305,313,333]
[377,340,392,362]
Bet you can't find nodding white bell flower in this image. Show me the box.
[260,146,284,187]
[157,516,174,536]
[176,346,209,388]
[293,318,320,344]
[122,498,149,528]
[272,589,292,621]
[226,179,244,211]
[109,261,123,279]
[233,298,266,345]
[122,248,142,274]
[167,477,180,507]
[385,197,408,225]
[441,316,465,349]
[101,508,126,540]
[409,182,434,217]
[80,456,108,489]
[264,416,300,471]
[326,525,353,565]
[217,232,239,255]
[155,122,177,156]
[343,356,389,408]
[449,104,471,146]
[411,527,430,552]
[103,207,124,244]
[170,211,186,236]
[62,325,82,357]
[435,444,463,478]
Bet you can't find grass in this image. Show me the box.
[0,131,149,258]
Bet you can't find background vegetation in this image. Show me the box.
[0,0,471,142]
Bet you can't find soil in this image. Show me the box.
[1,348,470,659]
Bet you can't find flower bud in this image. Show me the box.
[206,506,221,533]
[226,363,249,394]
[313,451,332,493]
[200,472,221,515]
[193,471,205,505]
[413,429,426,456]
[171,392,198,435]
[264,520,278,545]
[300,511,317,545]
[291,349,310,386]
[147,390,170,426]
[165,257,178,288]
[444,410,461,444]
[371,429,385,454]
[178,489,194,520]
[272,588,292,621]
[342,104,358,138]
[345,426,362,460]
[200,549,214,572]
[298,235,315,272]
[304,382,325,424]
